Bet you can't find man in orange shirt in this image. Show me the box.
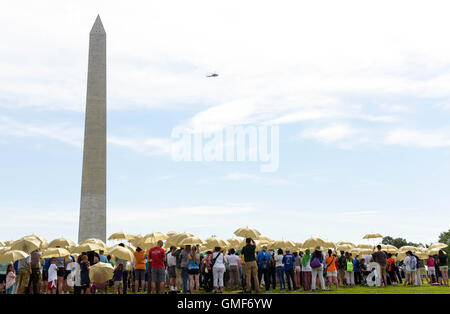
[133,247,146,292]
[325,249,338,290]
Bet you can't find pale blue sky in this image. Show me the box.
[1,0,450,245]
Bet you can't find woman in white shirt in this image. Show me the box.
[274,249,285,290]
[212,247,227,293]
[403,251,416,286]
[226,249,240,290]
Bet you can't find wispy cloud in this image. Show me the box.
[225,172,289,185]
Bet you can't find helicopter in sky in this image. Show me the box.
[206,72,219,78]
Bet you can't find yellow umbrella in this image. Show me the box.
[144,232,168,242]
[108,232,134,241]
[80,238,107,248]
[108,246,134,261]
[0,241,5,247]
[42,248,71,258]
[0,247,11,255]
[363,233,382,239]
[226,238,241,248]
[48,238,76,248]
[234,227,261,239]
[179,236,205,246]
[25,235,49,249]
[303,237,327,249]
[428,247,446,255]
[205,237,229,249]
[337,244,353,252]
[166,233,195,246]
[270,240,296,250]
[0,250,29,263]
[4,240,14,246]
[336,241,356,248]
[258,236,273,242]
[385,245,398,253]
[350,248,361,256]
[166,231,179,237]
[89,262,114,283]
[11,237,41,253]
[429,243,448,250]
[71,243,104,254]
[399,246,418,253]
[357,243,374,249]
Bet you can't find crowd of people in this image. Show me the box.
[0,240,448,294]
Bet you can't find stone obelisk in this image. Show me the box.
[78,15,107,243]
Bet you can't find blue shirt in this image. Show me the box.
[42,258,51,271]
[257,251,271,268]
[99,254,108,263]
[282,254,295,271]
[14,261,18,274]
[353,258,360,272]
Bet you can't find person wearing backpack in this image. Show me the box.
[403,251,417,286]
[337,251,347,286]
[310,247,326,291]
[324,249,338,290]
[256,246,272,291]
[345,253,355,287]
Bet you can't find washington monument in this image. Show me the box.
[78,15,107,242]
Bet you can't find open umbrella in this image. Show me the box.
[0,250,29,263]
[303,237,327,249]
[48,238,76,248]
[80,238,107,248]
[108,246,134,261]
[336,241,356,248]
[362,233,382,239]
[0,241,5,247]
[11,237,41,253]
[428,247,446,256]
[166,233,195,247]
[42,248,71,258]
[205,237,229,249]
[89,262,114,283]
[270,240,296,250]
[337,244,353,252]
[233,227,261,239]
[144,232,168,242]
[399,246,418,253]
[179,236,205,246]
[429,243,448,250]
[71,243,104,254]
[25,235,49,249]
[226,238,241,248]
[108,232,134,241]
[357,243,374,249]
[166,231,179,237]
[385,245,399,253]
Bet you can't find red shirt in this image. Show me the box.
[148,247,166,269]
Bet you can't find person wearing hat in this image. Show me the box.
[311,246,326,291]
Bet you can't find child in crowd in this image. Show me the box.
[47,258,58,294]
[113,263,124,294]
[5,264,16,294]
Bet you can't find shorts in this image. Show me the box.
[64,270,71,280]
[295,266,301,273]
[379,266,387,277]
[406,270,416,275]
[151,268,165,283]
[439,266,448,272]
[135,269,145,281]
[428,268,436,276]
[0,274,6,283]
[48,280,57,289]
[18,269,30,288]
[419,268,426,276]
[188,268,200,275]
[80,284,90,292]
[176,267,182,279]
[114,281,123,290]
[327,270,337,277]
[57,267,65,277]
[168,266,176,278]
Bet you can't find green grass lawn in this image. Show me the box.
[218,285,450,294]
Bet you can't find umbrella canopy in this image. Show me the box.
[357,243,374,249]
[0,247,11,255]
[337,244,353,252]
[108,246,134,261]
[399,246,418,253]
[385,245,399,253]
[350,248,361,256]
[71,243,104,254]
[0,250,29,263]
[48,238,76,248]
[0,241,5,247]
[205,237,229,249]
[336,241,356,248]
[89,262,114,283]
[80,238,107,248]
[270,240,296,250]
[429,243,448,250]
[144,232,168,242]
[303,237,327,249]
[363,233,382,239]
[25,235,49,249]
[179,236,205,246]
[233,227,261,239]
[226,238,241,248]
[166,233,195,247]
[11,237,41,253]
[359,249,374,255]
[42,248,70,258]
[258,236,273,242]
[166,231,179,237]
[428,247,447,255]
[4,240,14,246]
[108,232,134,241]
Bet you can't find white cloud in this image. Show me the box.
[301,124,358,143]
[386,128,450,148]
[108,136,172,156]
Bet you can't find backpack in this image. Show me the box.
[346,260,353,272]
[410,256,417,270]
[310,257,321,269]
[338,255,347,268]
